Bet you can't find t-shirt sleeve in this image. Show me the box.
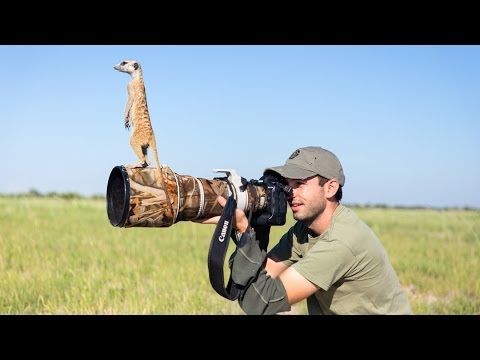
[291,240,355,291]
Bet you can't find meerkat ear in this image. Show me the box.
[133,62,139,70]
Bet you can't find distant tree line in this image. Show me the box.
[0,189,478,211]
[345,202,479,211]
[0,188,105,200]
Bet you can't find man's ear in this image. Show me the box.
[325,179,340,199]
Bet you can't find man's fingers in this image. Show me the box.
[217,196,227,207]
[191,196,227,225]
[192,216,221,224]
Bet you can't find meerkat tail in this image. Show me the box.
[150,137,175,224]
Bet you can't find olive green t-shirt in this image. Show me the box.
[268,204,412,315]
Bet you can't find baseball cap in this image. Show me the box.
[265,146,345,186]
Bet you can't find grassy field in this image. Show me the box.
[0,196,478,314]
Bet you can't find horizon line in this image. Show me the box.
[1,191,478,211]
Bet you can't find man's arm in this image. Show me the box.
[230,228,319,314]
[278,266,319,304]
[266,258,320,305]
[201,196,319,314]
[265,258,288,278]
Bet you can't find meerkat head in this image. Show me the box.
[114,60,142,76]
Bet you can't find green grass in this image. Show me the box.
[356,208,480,314]
[0,197,478,314]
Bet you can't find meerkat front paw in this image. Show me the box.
[127,161,148,168]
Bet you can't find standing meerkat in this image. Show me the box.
[114,59,174,220]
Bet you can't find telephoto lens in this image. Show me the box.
[106,166,267,228]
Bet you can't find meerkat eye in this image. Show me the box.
[121,61,127,66]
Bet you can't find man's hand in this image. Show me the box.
[193,216,221,225]
[193,196,249,234]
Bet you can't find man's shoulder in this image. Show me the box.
[335,204,359,221]
[330,205,382,253]
[333,205,368,231]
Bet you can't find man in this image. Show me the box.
[212,146,412,315]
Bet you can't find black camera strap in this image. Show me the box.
[207,195,242,300]
[207,183,273,301]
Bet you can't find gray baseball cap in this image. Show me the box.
[265,146,345,186]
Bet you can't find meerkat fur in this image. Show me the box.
[114,60,174,220]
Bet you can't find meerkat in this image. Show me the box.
[114,59,174,220]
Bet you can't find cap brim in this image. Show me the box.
[265,164,317,180]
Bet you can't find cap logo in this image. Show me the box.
[289,149,300,159]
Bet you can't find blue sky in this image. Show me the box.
[1,45,479,208]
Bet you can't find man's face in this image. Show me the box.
[286,176,326,224]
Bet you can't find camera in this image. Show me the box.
[106,165,291,228]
